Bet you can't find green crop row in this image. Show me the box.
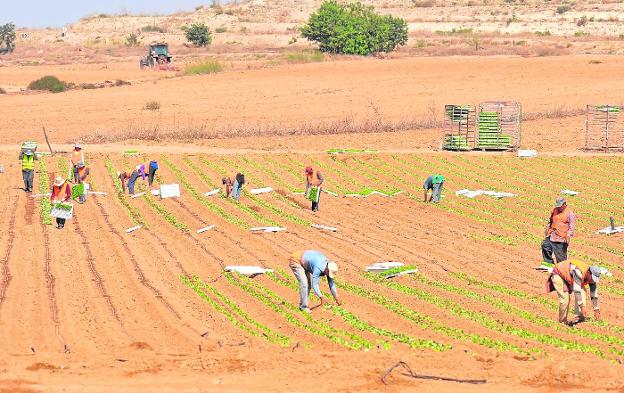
[193,156,280,227]
[141,192,189,231]
[182,275,290,346]
[267,270,449,352]
[225,272,373,350]
[162,158,249,229]
[366,273,604,358]
[413,273,624,355]
[104,158,146,227]
[336,277,532,354]
[38,159,52,225]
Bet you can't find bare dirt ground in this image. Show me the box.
[3,1,624,389]
[1,55,621,152]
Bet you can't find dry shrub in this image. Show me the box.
[143,100,160,111]
[523,106,584,121]
[78,114,442,144]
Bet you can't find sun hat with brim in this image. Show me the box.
[24,150,34,156]
[432,174,445,184]
[327,261,338,278]
[555,197,566,208]
[305,166,313,174]
[77,161,85,168]
[53,177,65,187]
[74,143,82,149]
[589,266,602,283]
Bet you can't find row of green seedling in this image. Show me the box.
[104,158,147,227]
[266,269,451,352]
[225,272,374,350]
[38,159,52,225]
[181,275,290,346]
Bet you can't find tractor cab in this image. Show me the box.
[140,43,173,69]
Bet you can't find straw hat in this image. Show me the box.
[53,177,65,187]
[327,261,338,278]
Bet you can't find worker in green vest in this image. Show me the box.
[18,149,38,193]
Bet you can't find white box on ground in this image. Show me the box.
[225,266,274,276]
[159,184,180,199]
[518,150,537,158]
[151,189,160,196]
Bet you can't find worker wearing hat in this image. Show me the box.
[70,143,85,182]
[546,259,602,324]
[305,166,324,212]
[288,250,340,313]
[18,149,38,193]
[423,174,445,203]
[76,162,90,203]
[50,176,71,229]
[542,197,576,266]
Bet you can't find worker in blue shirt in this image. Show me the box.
[288,250,340,313]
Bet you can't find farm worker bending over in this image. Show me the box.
[146,160,159,187]
[288,250,340,313]
[70,143,85,182]
[117,171,130,193]
[18,149,37,193]
[305,166,324,212]
[423,174,445,203]
[127,166,143,195]
[546,259,601,324]
[222,173,245,201]
[51,177,71,229]
[76,162,90,204]
[542,197,576,266]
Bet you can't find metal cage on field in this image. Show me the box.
[442,104,476,151]
[477,101,522,151]
[585,105,624,151]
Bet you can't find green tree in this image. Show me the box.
[0,23,16,53]
[300,1,408,56]
[183,23,213,47]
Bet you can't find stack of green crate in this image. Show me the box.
[478,111,511,149]
[443,135,471,150]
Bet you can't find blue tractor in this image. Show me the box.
[140,43,172,69]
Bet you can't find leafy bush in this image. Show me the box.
[28,75,66,93]
[577,16,588,27]
[182,23,213,47]
[0,23,16,53]
[184,59,223,75]
[125,33,140,47]
[144,100,160,110]
[556,5,571,14]
[301,1,408,55]
[142,25,165,33]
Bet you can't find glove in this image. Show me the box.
[593,309,601,321]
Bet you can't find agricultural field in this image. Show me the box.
[0,150,623,392]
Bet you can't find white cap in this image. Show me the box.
[74,143,82,149]
[53,176,65,186]
[327,261,338,279]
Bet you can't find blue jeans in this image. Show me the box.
[231,180,242,201]
[432,181,444,203]
[289,261,311,310]
[128,172,140,194]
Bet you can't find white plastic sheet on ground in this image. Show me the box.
[204,189,220,197]
[151,189,160,196]
[31,193,52,198]
[159,184,180,199]
[250,187,272,195]
[249,226,287,233]
[323,190,339,197]
[125,225,142,233]
[597,226,624,235]
[517,149,537,158]
[365,261,404,273]
[225,266,274,276]
[456,189,517,199]
[89,191,108,196]
[197,225,216,234]
[130,192,146,199]
[561,189,578,196]
[311,224,338,232]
